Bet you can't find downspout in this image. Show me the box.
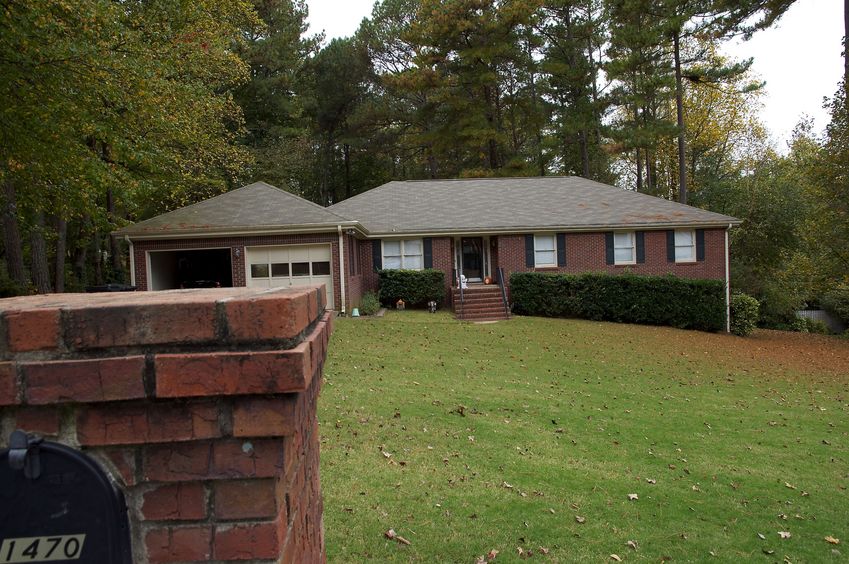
[337,225,347,315]
[725,224,731,333]
[125,235,136,287]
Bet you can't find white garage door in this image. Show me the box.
[246,245,334,309]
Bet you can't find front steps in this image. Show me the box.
[453,284,510,321]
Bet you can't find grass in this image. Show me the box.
[319,311,849,563]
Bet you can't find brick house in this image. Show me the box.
[117,177,739,325]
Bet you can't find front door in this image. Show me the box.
[461,237,484,281]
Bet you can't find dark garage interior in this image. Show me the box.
[148,248,233,290]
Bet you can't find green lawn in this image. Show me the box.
[319,311,849,563]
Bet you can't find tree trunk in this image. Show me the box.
[844,0,848,90]
[2,179,26,287]
[92,231,103,286]
[673,30,688,205]
[636,148,643,192]
[54,216,67,293]
[579,129,590,177]
[343,143,352,199]
[30,211,52,294]
[105,186,124,281]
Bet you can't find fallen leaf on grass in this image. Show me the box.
[610,554,622,562]
[382,451,393,459]
[757,533,766,540]
[487,549,499,560]
[384,529,411,545]
[763,549,775,555]
[575,516,586,524]
[778,531,792,539]
[627,493,639,501]
[646,478,656,484]
[785,482,796,490]
[626,540,638,550]
[538,547,549,555]
[825,536,840,544]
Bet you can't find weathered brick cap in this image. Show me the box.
[0,287,331,407]
[0,286,325,355]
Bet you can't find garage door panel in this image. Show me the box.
[246,245,333,309]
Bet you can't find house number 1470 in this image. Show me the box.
[0,535,85,562]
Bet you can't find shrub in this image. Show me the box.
[821,283,849,324]
[730,293,760,336]
[511,272,726,332]
[358,291,381,316]
[790,316,831,334]
[378,269,446,307]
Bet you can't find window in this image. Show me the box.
[312,261,331,275]
[534,234,556,267]
[614,231,635,264]
[292,262,310,276]
[250,264,269,278]
[271,263,289,277]
[382,239,424,270]
[674,230,696,262]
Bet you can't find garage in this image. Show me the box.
[147,248,233,290]
[246,244,334,309]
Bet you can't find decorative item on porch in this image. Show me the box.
[396,298,406,310]
[459,274,468,289]
[484,276,493,285]
[427,300,437,313]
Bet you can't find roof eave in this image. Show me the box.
[115,221,362,240]
[361,219,741,238]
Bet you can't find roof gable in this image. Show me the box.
[117,182,352,237]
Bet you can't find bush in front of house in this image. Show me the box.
[378,269,445,307]
[510,272,726,332]
[358,291,381,316]
[729,292,760,336]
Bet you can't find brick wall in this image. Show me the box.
[133,233,343,312]
[0,287,332,563]
[496,229,727,285]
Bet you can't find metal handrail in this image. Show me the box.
[497,267,509,317]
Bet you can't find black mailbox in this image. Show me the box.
[0,431,132,563]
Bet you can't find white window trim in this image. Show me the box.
[613,231,636,265]
[382,239,424,270]
[533,234,557,267]
[674,229,697,263]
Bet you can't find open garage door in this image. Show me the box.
[148,248,233,290]
[246,245,334,309]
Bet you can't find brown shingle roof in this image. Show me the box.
[328,176,739,234]
[116,182,353,237]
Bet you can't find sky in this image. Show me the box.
[305,0,846,147]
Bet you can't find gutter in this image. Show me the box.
[725,223,732,333]
[337,225,346,315]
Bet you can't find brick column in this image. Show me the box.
[0,287,332,563]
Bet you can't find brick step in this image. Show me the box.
[453,287,502,295]
[456,303,508,312]
[457,313,510,321]
[455,296,504,306]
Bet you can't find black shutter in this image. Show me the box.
[696,229,705,261]
[636,231,646,263]
[666,230,675,262]
[423,238,433,269]
[556,233,566,267]
[372,240,382,271]
[525,235,534,268]
[605,232,614,265]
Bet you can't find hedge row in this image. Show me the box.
[510,272,726,332]
[378,269,446,307]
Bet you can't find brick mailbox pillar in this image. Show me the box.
[0,287,332,563]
